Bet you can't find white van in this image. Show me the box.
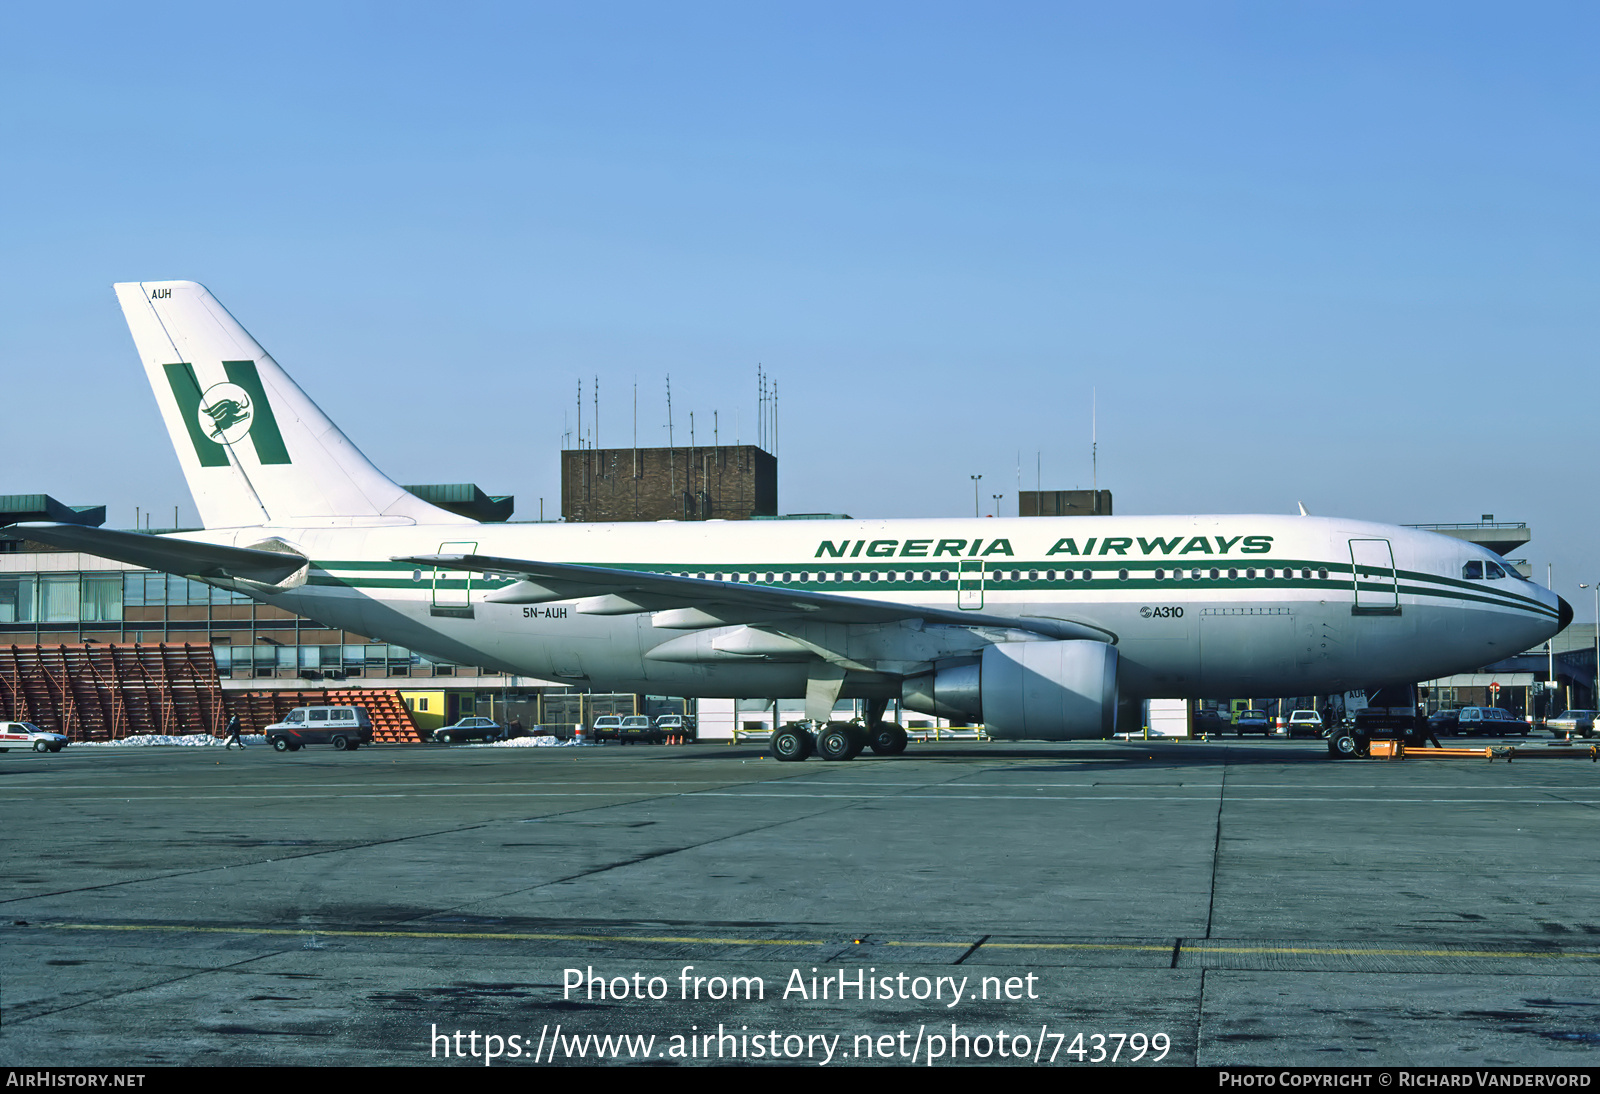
[264,706,374,752]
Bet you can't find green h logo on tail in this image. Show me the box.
[164,361,291,466]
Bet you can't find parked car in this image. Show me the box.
[1193,708,1227,734]
[1233,709,1272,736]
[1426,709,1461,736]
[654,713,698,741]
[1286,710,1324,738]
[432,716,504,744]
[1454,706,1529,737]
[590,714,624,741]
[616,715,660,744]
[1545,710,1597,738]
[0,722,68,752]
[264,706,373,752]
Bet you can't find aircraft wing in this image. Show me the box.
[7,523,307,585]
[397,552,1116,643]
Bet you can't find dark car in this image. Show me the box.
[1426,710,1460,736]
[1234,709,1272,736]
[432,717,504,744]
[1194,708,1227,734]
[617,715,661,744]
[1455,706,1528,737]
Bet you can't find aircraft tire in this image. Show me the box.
[869,722,908,756]
[1328,733,1360,759]
[817,724,856,761]
[771,728,812,762]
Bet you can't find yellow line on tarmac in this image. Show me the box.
[42,923,825,946]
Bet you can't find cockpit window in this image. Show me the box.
[1485,561,1506,580]
[1462,561,1483,579]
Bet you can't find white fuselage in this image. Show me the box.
[202,513,1561,701]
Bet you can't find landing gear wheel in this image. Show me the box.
[1328,732,1361,759]
[771,727,813,762]
[817,723,858,761]
[868,722,908,756]
[272,738,291,752]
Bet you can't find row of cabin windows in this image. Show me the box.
[674,567,1333,584]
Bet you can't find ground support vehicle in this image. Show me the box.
[264,706,373,752]
[0,722,68,752]
[432,717,504,744]
[1329,686,1425,759]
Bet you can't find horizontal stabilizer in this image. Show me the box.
[9,523,307,584]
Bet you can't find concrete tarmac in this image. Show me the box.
[2,736,1598,1067]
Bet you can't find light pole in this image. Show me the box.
[970,475,982,518]
[991,493,1002,518]
[1582,583,1599,708]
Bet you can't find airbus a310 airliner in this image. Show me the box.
[12,282,1569,761]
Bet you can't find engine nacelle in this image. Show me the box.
[902,640,1119,740]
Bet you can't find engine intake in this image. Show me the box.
[902,640,1119,740]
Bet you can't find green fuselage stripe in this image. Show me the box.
[301,557,1556,620]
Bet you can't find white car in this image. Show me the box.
[0,722,69,753]
[1287,710,1325,738]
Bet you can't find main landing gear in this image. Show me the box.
[769,699,910,763]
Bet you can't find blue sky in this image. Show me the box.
[3,3,1596,603]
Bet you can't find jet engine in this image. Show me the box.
[901,640,1119,740]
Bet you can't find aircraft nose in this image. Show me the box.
[1559,596,1574,632]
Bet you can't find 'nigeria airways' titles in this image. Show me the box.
[11,282,1569,761]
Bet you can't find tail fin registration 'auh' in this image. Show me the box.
[114,281,472,530]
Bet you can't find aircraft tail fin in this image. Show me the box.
[113,281,473,530]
